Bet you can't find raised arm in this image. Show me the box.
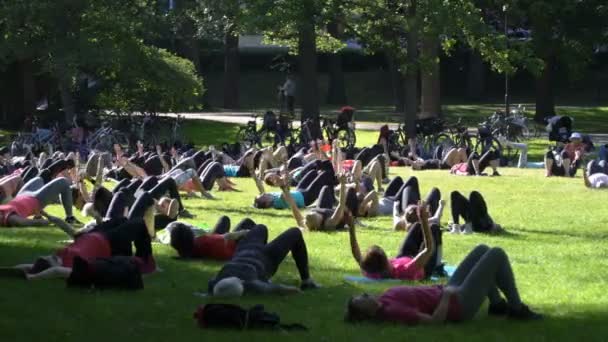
[156,145,171,174]
[323,173,347,229]
[347,212,362,266]
[582,167,592,188]
[253,171,266,194]
[429,200,446,224]
[280,177,304,227]
[410,200,436,269]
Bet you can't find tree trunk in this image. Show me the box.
[534,56,556,122]
[420,35,440,119]
[387,55,405,112]
[223,28,240,109]
[404,1,419,153]
[20,59,37,115]
[56,63,76,122]
[326,21,347,105]
[466,50,485,100]
[298,20,321,137]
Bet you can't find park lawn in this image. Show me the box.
[1,167,608,342]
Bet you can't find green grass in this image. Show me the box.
[2,167,608,341]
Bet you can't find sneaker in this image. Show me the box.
[65,216,83,226]
[492,171,501,177]
[460,223,473,235]
[508,304,543,321]
[449,223,461,234]
[300,279,321,291]
[201,191,214,199]
[488,299,509,316]
[166,199,179,219]
[382,178,390,184]
[179,209,195,219]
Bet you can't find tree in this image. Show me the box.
[243,0,344,137]
[348,0,541,154]
[509,1,608,121]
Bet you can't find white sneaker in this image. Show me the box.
[449,223,461,234]
[460,223,473,235]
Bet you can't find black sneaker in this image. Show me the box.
[492,171,501,177]
[432,264,448,278]
[300,280,321,291]
[65,216,83,225]
[179,209,195,219]
[488,299,509,316]
[508,304,543,321]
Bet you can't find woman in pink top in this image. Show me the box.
[348,201,440,280]
[0,176,79,227]
[345,244,543,324]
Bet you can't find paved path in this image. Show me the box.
[164,111,608,144]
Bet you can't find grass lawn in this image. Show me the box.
[1,167,607,341]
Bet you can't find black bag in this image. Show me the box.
[67,256,144,290]
[194,304,307,331]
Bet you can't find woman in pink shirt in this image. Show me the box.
[345,244,542,324]
[348,201,441,280]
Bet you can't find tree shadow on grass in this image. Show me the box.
[509,226,608,240]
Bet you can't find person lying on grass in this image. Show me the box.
[345,244,543,324]
[0,176,81,227]
[582,167,608,189]
[450,149,500,177]
[411,147,468,171]
[284,172,356,231]
[449,191,503,234]
[253,166,335,209]
[207,224,320,297]
[5,192,159,280]
[349,200,444,280]
[167,216,256,260]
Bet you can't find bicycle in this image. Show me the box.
[234,114,281,149]
[321,116,356,149]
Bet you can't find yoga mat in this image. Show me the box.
[526,162,545,169]
[344,265,456,284]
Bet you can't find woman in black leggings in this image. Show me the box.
[8,192,158,280]
[168,216,255,259]
[451,149,500,176]
[207,224,320,297]
[254,169,335,209]
[450,190,502,234]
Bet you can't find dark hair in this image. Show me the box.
[29,257,53,275]
[361,246,388,275]
[170,224,196,257]
[345,187,359,217]
[65,158,75,169]
[93,187,113,217]
[345,297,371,323]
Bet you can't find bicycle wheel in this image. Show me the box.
[336,129,356,149]
[473,136,503,156]
[258,128,279,147]
[433,133,455,158]
[235,127,256,149]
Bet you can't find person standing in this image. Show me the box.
[281,74,296,115]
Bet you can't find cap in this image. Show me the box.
[570,132,582,140]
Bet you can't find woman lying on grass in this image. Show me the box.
[449,190,503,234]
[4,192,159,280]
[349,201,444,280]
[450,149,500,177]
[582,166,608,189]
[345,244,543,324]
[167,216,255,260]
[284,172,357,231]
[207,224,320,297]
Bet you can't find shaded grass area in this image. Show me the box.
[2,167,608,342]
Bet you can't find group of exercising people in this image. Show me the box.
[0,131,545,326]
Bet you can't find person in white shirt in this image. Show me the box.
[583,167,608,189]
[280,75,296,115]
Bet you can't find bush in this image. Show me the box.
[96,46,204,115]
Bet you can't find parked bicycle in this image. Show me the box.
[321,116,356,149]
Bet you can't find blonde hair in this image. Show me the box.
[213,277,244,297]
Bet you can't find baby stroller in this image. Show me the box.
[546,115,573,143]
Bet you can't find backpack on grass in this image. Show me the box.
[67,256,144,290]
[193,303,307,332]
